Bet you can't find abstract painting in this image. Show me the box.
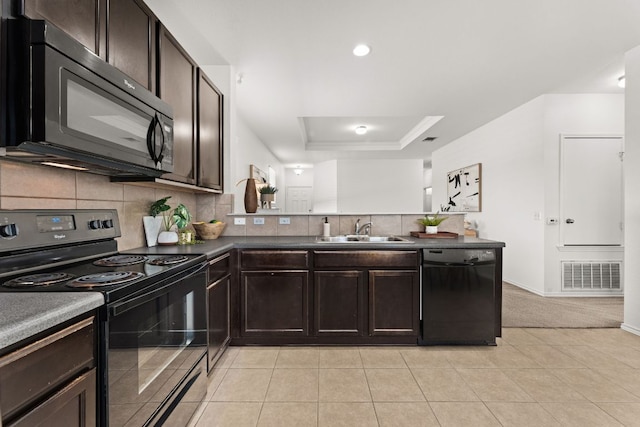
[445,163,481,212]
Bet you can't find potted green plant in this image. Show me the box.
[149,196,192,245]
[417,212,448,234]
[259,185,278,208]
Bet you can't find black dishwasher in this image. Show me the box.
[420,249,496,345]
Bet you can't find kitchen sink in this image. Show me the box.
[317,235,414,243]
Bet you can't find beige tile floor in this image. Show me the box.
[189,328,640,426]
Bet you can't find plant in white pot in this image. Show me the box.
[417,212,448,234]
[150,197,192,246]
[259,185,278,209]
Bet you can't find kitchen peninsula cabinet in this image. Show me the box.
[207,252,231,372]
[239,251,310,338]
[0,315,97,426]
[314,250,420,341]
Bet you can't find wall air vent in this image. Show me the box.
[561,261,622,291]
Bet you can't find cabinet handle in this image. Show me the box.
[565,218,575,224]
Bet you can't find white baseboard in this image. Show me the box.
[622,323,640,337]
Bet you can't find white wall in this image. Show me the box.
[542,94,624,295]
[433,96,546,293]
[232,118,283,213]
[336,159,423,213]
[433,93,625,296]
[623,46,640,335]
[313,160,338,212]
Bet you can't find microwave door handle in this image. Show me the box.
[146,114,159,164]
[154,115,165,164]
[146,113,165,167]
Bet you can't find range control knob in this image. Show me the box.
[88,219,103,230]
[0,223,18,238]
[102,219,114,229]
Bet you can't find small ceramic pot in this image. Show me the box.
[157,230,179,245]
[425,225,438,234]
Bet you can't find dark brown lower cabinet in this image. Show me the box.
[240,270,309,336]
[207,253,231,372]
[369,270,419,336]
[8,369,96,427]
[314,270,365,336]
[0,315,96,426]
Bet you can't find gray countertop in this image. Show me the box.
[1,235,503,352]
[123,235,505,259]
[0,292,104,352]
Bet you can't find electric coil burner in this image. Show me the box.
[0,209,208,427]
[93,254,148,267]
[3,272,76,288]
[67,271,146,288]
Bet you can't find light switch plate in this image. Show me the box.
[279,217,290,225]
[234,217,246,225]
[253,217,265,225]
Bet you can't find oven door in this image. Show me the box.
[106,262,207,427]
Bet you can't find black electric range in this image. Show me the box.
[0,209,208,426]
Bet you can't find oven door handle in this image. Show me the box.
[110,261,208,317]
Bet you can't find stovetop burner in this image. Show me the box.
[67,271,145,288]
[93,255,148,267]
[3,272,76,288]
[147,255,189,266]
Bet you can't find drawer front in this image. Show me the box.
[314,250,418,269]
[0,317,95,421]
[241,250,309,269]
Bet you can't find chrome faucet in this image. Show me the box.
[354,218,373,236]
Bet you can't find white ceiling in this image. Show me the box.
[147,0,640,168]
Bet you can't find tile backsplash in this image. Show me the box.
[1,161,464,250]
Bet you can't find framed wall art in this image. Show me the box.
[445,163,481,212]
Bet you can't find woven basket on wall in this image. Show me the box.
[192,222,226,240]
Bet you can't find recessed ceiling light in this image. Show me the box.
[618,76,626,88]
[353,44,371,57]
[355,125,368,135]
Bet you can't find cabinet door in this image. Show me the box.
[197,70,223,191]
[23,0,104,56]
[158,25,196,184]
[241,271,309,336]
[8,368,96,427]
[107,0,156,91]
[314,271,365,336]
[369,270,419,336]
[207,275,230,370]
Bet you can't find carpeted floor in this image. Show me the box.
[502,282,623,328]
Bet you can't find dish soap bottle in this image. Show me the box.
[322,217,330,237]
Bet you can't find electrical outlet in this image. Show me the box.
[253,217,265,225]
[279,217,291,225]
[234,217,246,225]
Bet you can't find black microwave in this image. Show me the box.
[1,18,173,177]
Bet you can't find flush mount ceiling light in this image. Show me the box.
[353,44,371,57]
[618,75,626,88]
[294,165,303,175]
[355,125,368,135]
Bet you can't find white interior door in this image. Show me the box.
[561,135,623,245]
[286,186,313,213]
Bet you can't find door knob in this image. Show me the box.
[566,218,575,224]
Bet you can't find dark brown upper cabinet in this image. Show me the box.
[197,70,223,191]
[106,0,156,92]
[22,0,106,57]
[158,24,197,185]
